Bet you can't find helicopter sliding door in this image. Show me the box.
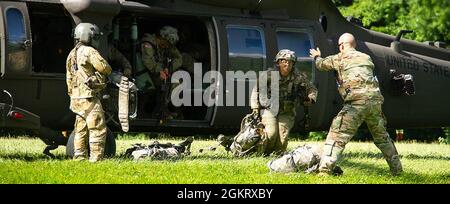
[113,9,215,130]
[0,1,31,78]
[211,17,270,128]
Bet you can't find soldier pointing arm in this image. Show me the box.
[309,33,402,176]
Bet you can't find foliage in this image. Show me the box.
[440,127,450,144]
[1,137,449,184]
[307,131,328,141]
[349,128,444,142]
[335,0,450,45]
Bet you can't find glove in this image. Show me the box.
[303,97,316,106]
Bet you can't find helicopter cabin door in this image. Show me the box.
[0,1,31,78]
[211,17,269,128]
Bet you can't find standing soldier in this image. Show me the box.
[251,49,318,155]
[309,33,402,176]
[66,23,112,162]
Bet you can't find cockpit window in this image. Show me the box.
[276,30,315,81]
[226,26,266,72]
[5,7,27,73]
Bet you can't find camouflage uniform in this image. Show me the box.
[107,44,132,76]
[315,48,402,175]
[139,26,183,119]
[140,27,182,87]
[66,43,112,162]
[251,50,317,155]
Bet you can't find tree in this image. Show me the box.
[335,0,450,45]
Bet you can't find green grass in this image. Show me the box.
[0,136,449,184]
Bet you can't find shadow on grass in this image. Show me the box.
[344,151,450,161]
[0,153,69,161]
[340,160,444,183]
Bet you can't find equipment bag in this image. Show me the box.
[267,145,321,173]
[125,137,193,161]
[229,113,268,157]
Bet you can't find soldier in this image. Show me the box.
[66,23,112,162]
[107,43,132,78]
[309,33,403,176]
[251,49,318,155]
[139,26,183,120]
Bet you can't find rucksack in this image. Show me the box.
[125,137,193,161]
[229,113,268,157]
[267,144,343,175]
[267,145,321,173]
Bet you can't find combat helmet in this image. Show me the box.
[275,49,297,63]
[74,23,103,48]
[160,26,179,45]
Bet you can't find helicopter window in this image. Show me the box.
[226,26,266,72]
[6,8,27,73]
[276,30,315,81]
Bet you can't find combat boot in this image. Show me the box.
[375,138,403,176]
[89,142,105,163]
[318,139,344,175]
[73,155,87,161]
[386,155,403,176]
[74,149,88,161]
[176,136,194,154]
[217,134,233,151]
[178,136,194,147]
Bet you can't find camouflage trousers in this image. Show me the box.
[319,99,402,175]
[261,110,295,155]
[70,98,107,162]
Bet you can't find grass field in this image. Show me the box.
[0,136,449,184]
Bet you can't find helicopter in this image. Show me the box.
[0,0,449,157]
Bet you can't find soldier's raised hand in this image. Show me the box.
[309,47,321,59]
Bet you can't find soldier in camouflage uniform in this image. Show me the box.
[309,33,402,176]
[140,26,182,86]
[107,44,132,77]
[251,49,318,155]
[66,23,112,162]
[137,26,183,118]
